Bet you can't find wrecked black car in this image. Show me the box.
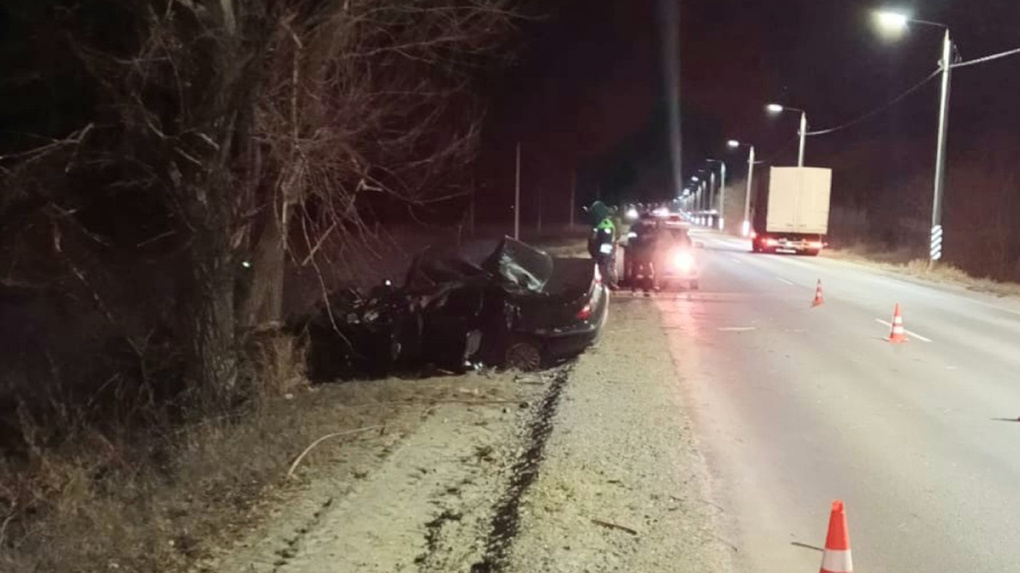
[301,237,609,380]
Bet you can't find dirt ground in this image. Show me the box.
[502,297,733,572]
[205,295,733,573]
[199,370,545,573]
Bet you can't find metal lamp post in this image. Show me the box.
[706,159,727,230]
[728,140,756,236]
[690,176,701,219]
[693,170,709,225]
[708,171,716,224]
[876,11,953,262]
[766,103,809,167]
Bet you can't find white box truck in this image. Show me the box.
[751,166,832,256]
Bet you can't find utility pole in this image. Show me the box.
[706,159,727,231]
[709,170,717,224]
[718,161,727,231]
[873,13,956,261]
[743,145,755,237]
[930,29,953,262]
[714,159,730,228]
[514,141,521,240]
[658,0,682,197]
[798,111,808,168]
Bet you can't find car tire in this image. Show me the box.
[505,338,542,372]
[690,279,699,291]
[806,249,821,257]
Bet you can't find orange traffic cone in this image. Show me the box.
[812,279,824,307]
[887,304,908,343]
[819,500,853,573]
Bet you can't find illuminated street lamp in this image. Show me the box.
[875,9,953,262]
[727,140,755,236]
[876,11,909,30]
[766,103,808,167]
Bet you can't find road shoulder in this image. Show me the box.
[505,298,735,572]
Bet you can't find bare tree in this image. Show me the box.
[239,1,521,330]
[1,0,525,404]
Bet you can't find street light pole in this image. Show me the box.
[718,161,727,230]
[701,180,708,222]
[875,12,953,262]
[931,28,952,261]
[767,104,808,167]
[798,111,808,167]
[743,146,755,237]
[706,159,727,230]
[709,170,716,221]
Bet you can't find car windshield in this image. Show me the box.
[481,237,554,293]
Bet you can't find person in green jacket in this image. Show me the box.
[586,201,618,288]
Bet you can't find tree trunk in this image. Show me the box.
[188,225,238,405]
[239,202,287,328]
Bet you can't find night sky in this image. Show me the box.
[478,0,1020,229]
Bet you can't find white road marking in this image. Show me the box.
[718,327,756,332]
[875,318,933,342]
[776,277,795,286]
[730,257,743,265]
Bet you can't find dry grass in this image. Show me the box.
[825,241,919,265]
[902,259,1020,298]
[827,245,1020,299]
[0,328,508,573]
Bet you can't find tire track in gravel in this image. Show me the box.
[470,365,573,572]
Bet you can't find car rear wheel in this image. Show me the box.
[505,338,542,372]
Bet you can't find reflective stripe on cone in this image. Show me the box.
[888,303,908,343]
[821,549,853,573]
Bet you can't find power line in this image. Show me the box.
[801,46,1020,138]
[952,46,1020,69]
[762,135,799,164]
[806,68,940,137]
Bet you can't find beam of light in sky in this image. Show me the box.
[658,0,682,199]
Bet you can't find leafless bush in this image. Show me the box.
[2,0,527,400]
[0,0,533,568]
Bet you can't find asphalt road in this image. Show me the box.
[649,230,1020,572]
